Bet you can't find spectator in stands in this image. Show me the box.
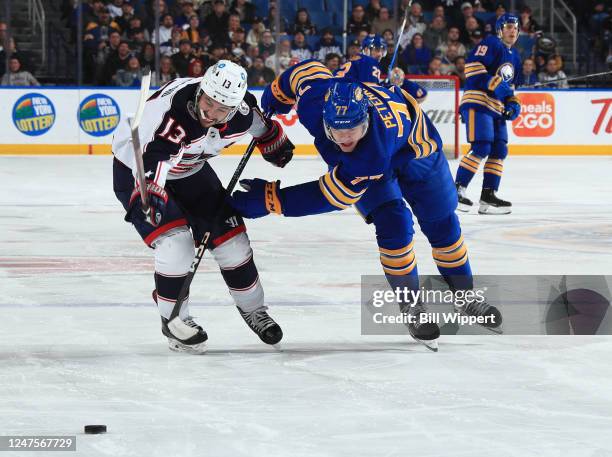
[247,18,266,47]
[291,31,313,62]
[115,54,143,86]
[324,53,342,71]
[467,29,483,52]
[382,28,395,48]
[181,15,203,45]
[314,29,342,62]
[172,39,195,76]
[348,5,371,36]
[437,26,466,58]
[291,8,317,36]
[538,56,569,88]
[161,27,182,56]
[0,22,8,77]
[347,39,362,61]
[1,56,39,86]
[204,0,230,45]
[115,0,136,34]
[152,55,178,85]
[400,2,427,49]
[401,33,432,74]
[265,38,292,74]
[208,42,229,65]
[432,5,446,20]
[99,40,131,84]
[459,2,484,43]
[231,0,256,25]
[85,7,120,48]
[248,56,275,86]
[484,3,504,36]
[96,30,121,71]
[589,1,611,67]
[450,55,466,86]
[140,42,156,68]
[519,6,541,37]
[155,14,175,46]
[231,27,250,55]
[175,0,197,28]
[126,17,151,43]
[423,15,448,51]
[472,0,487,13]
[517,57,537,86]
[266,6,288,33]
[463,16,482,44]
[427,56,443,75]
[366,0,383,22]
[187,58,205,76]
[440,42,460,74]
[108,0,126,19]
[372,7,396,36]
[258,30,276,60]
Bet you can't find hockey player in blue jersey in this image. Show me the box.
[455,13,522,214]
[335,35,428,104]
[231,60,503,349]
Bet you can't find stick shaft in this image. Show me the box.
[524,70,612,88]
[130,71,152,213]
[387,3,411,76]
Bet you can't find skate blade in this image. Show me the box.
[478,203,511,215]
[412,337,439,352]
[457,202,472,212]
[167,338,207,354]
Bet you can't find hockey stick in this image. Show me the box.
[522,70,612,88]
[129,70,152,222]
[386,1,412,79]
[166,109,269,338]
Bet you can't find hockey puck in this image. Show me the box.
[84,425,107,434]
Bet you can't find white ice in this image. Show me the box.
[1,155,612,457]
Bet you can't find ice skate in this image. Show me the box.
[455,298,503,334]
[401,302,440,352]
[161,316,208,354]
[237,306,283,345]
[456,184,473,212]
[478,188,512,214]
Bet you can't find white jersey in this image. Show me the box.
[112,77,267,188]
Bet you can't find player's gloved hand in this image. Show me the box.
[389,67,405,86]
[230,179,283,218]
[262,83,293,115]
[490,78,514,100]
[130,180,168,227]
[503,96,521,121]
[255,119,294,168]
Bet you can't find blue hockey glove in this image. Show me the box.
[262,83,293,116]
[503,96,521,121]
[230,179,283,218]
[489,77,514,100]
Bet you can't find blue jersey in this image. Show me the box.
[335,54,428,103]
[461,35,522,118]
[267,59,443,217]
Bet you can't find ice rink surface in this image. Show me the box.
[1,155,612,456]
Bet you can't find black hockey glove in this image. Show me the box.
[503,96,521,121]
[129,180,168,227]
[255,119,295,168]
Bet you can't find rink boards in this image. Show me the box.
[0,86,609,155]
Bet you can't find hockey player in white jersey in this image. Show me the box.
[112,60,294,353]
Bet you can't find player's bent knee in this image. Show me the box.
[152,226,194,275]
[470,141,492,159]
[211,232,253,269]
[491,140,508,160]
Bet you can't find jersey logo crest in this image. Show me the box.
[187,100,198,120]
[238,101,249,115]
[497,63,515,82]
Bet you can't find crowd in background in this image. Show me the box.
[0,0,610,88]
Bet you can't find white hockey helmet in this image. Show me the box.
[195,60,248,123]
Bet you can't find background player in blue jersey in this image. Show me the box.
[335,35,428,104]
[231,60,503,349]
[455,13,522,214]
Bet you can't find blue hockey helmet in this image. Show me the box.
[323,82,370,144]
[361,34,388,58]
[495,13,519,36]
